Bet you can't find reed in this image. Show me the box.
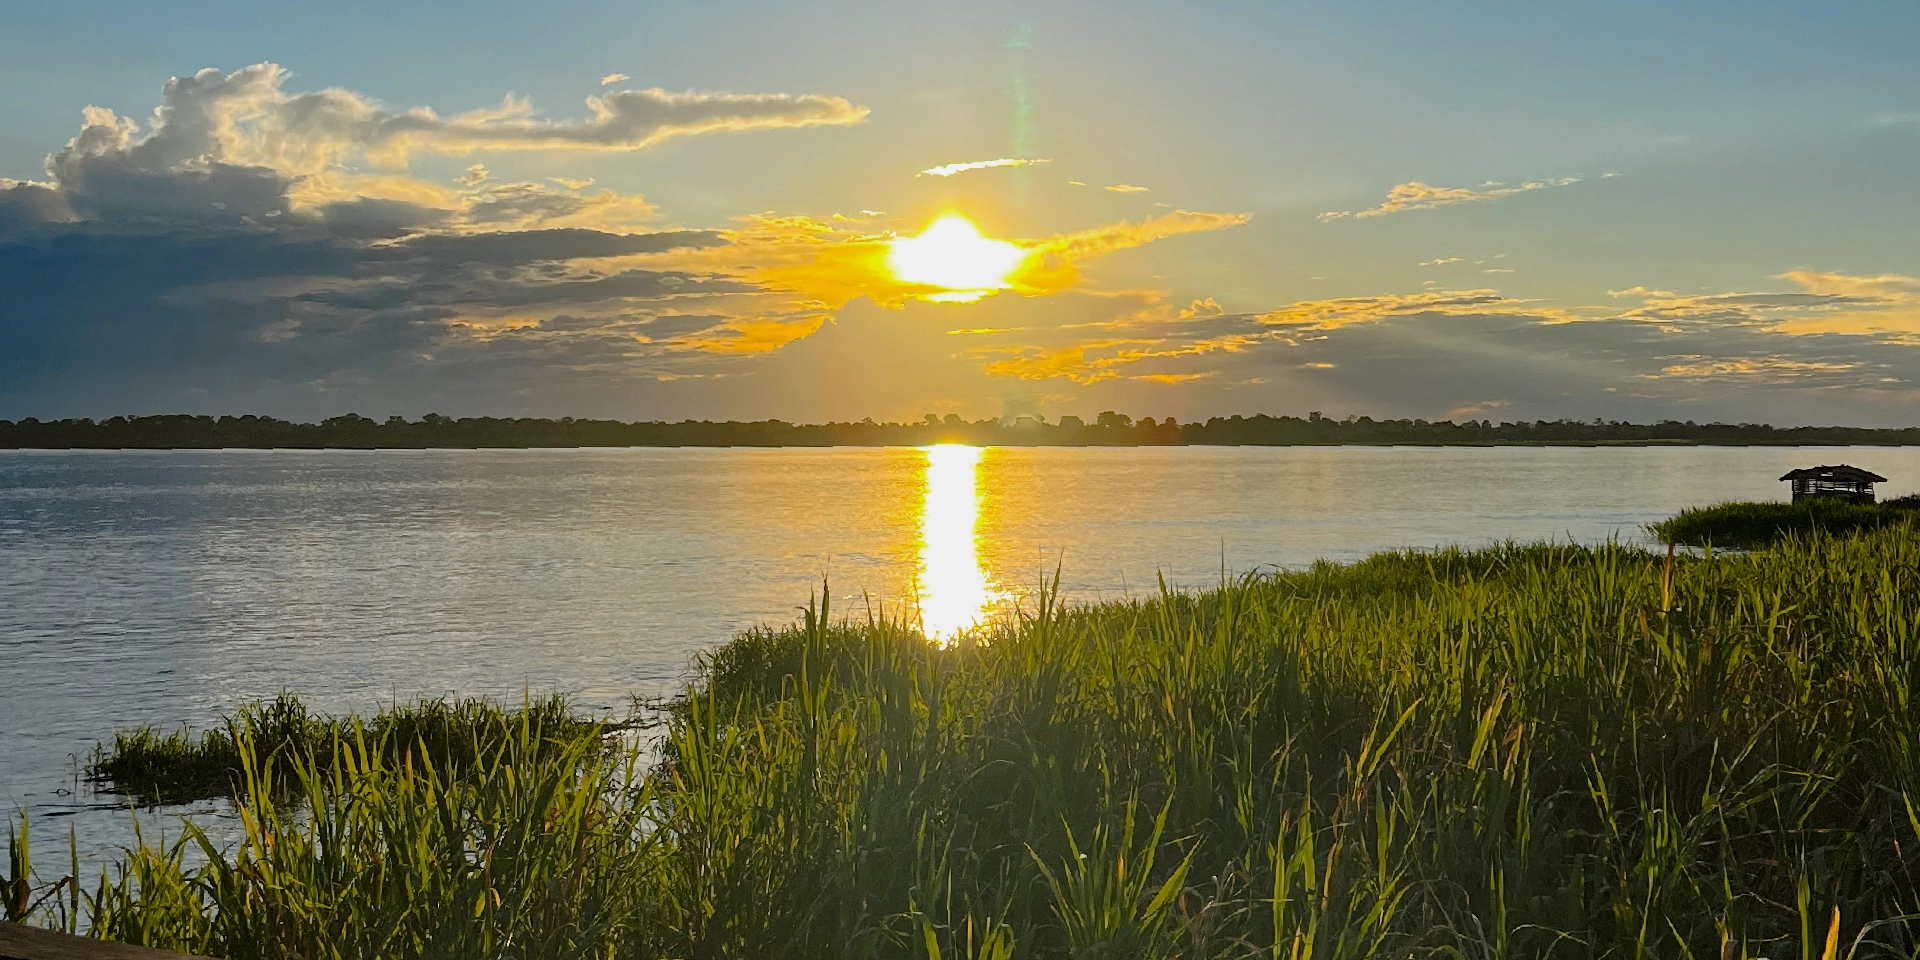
[12,527,1920,958]
[87,694,602,804]
[1652,495,1920,549]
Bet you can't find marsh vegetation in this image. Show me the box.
[12,527,1920,957]
[1652,495,1920,549]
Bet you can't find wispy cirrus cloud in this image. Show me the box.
[1105,183,1151,194]
[1320,177,1579,221]
[918,158,1049,177]
[600,73,629,86]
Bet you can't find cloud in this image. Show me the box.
[0,67,795,412]
[663,315,827,354]
[369,86,870,158]
[1134,371,1216,383]
[0,63,867,237]
[10,64,865,210]
[1320,177,1579,220]
[0,178,74,224]
[1104,183,1150,194]
[1613,273,1920,336]
[1420,257,1462,266]
[949,271,1920,425]
[601,73,629,86]
[633,208,1251,314]
[1256,289,1579,330]
[918,158,1049,177]
[0,64,1249,416]
[1446,399,1510,419]
[1033,210,1249,263]
[1650,357,1863,381]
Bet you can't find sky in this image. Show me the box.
[2,0,1918,425]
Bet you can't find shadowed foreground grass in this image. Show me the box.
[1651,495,1920,549]
[12,528,1920,958]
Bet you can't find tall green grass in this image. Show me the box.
[87,694,602,804]
[13,528,1920,957]
[1652,495,1920,548]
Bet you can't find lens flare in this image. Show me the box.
[916,444,999,642]
[886,215,1029,303]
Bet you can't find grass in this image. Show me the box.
[1651,495,1920,549]
[86,694,606,805]
[10,527,1920,957]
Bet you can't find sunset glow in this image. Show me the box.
[885,215,1030,303]
[916,444,999,642]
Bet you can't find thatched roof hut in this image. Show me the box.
[1780,464,1886,504]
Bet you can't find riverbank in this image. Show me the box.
[13,526,1920,958]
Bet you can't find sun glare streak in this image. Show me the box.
[917,444,999,642]
[886,215,1030,303]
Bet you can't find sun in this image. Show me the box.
[886,215,1030,303]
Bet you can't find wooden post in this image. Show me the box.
[0,923,210,960]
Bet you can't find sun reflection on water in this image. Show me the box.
[917,444,999,642]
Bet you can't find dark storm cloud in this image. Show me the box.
[0,216,743,416]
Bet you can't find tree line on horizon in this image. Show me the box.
[3,411,1918,448]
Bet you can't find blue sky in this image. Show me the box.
[3,1,1918,424]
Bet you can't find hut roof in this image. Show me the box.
[1779,464,1887,483]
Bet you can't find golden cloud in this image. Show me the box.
[1321,178,1578,221]
[1256,289,1579,329]
[1650,356,1864,381]
[1614,273,1920,337]
[626,208,1251,320]
[663,315,828,355]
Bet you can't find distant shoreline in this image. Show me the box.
[11,441,1920,451]
[6,413,1920,450]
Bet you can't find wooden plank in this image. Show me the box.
[0,923,209,960]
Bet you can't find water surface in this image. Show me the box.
[4,444,1916,865]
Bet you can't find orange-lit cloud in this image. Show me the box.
[1321,178,1579,220]
[624,208,1251,321]
[663,315,828,354]
[1135,371,1217,383]
[1649,356,1863,381]
[1256,289,1580,329]
[1613,272,1920,337]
